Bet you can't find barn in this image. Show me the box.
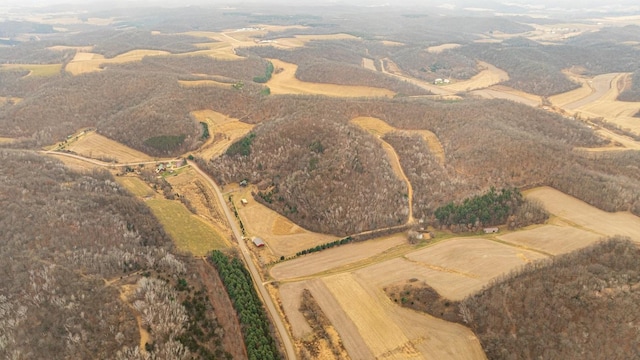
[252,237,265,247]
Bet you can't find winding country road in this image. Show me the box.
[41,150,297,360]
[188,161,297,360]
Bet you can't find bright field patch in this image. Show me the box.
[497,224,601,255]
[115,176,155,198]
[2,63,61,77]
[270,234,407,281]
[445,61,509,92]
[147,198,228,255]
[323,273,487,359]
[525,186,640,241]
[405,237,548,300]
[267,59,395,98]
[178,79,233,88]
[65,131,153,163]
[192,110,254,159]
[236,190,335,257]
[66,49,170,75]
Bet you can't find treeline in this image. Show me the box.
[209,251,280,360]
[462,237,640,360]
[295,237,353,257]
[434,187,548,231]
[253,61,274,83]
[204,115,409,236]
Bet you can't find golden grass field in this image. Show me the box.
[427,43,462,53]
[0,136,15,143]
[352,116,446,165]
[191,110,254,159]
[115,176,156,197]
[404,237,548,300]
[549,69,594,107]
[272,33,360,48]
[323,272,487,359]
[234,187,335,259]
[497,224,602,255]
[525,186,640,241]
[362,57,377,71]
[2,63,62,77]
[66,131,154,163]
[0,96,22,105]
[178,79,234,88]
[267,59,395,97]
[65,49,171,75]
[147,198,229,255]
[445,61,509,92]
[470,85,542,107]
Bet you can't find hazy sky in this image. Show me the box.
[5,0,639,16]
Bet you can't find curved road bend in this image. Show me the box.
[188,161,297,360]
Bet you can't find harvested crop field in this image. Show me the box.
[192,110,254,159]
[497,224,602,255]
[66,131,153,163]
[525,186,640,241]
[147,198,229,255]
[0,136,15,143]
[267,59,395,98]
[323,273,486,359]
[273,33,360,48]
[270,234,407,281]
[445,61,508,92]
[351,117,446,165]
[427,43,462,53]
[470,85,541,107]
[178,79,233,88]
[362,57,376,71]
[235,190,335,257]
[549,70,593,107]
[405,237,548,300]
[66,49,170,75]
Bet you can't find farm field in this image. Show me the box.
[351,116,446,165]
[272,33,360,48]
[549,70,594,107]
[323,273,486,360]
[65,49,171,75]
[445,61,509,92]
[0,97,22,105]
[362,57,376,71]
[178,79,233,88]
[115,175,155,198]
[525,186,640,241]
[65,131,154,163]
[403,237,548,300]
[147,198,229,255]
[234,187,335,259]
[191,110,254,159]
[44,152,103,172]
[0,136,15,143]
[497,224,602,255]
[1,63,61,76]
[270,234,407,281]
[267,59,395,97]
[470,85,541,107]
[427,43,462,53]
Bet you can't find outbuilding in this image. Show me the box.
[252,237,265,247]
[483,227,499,234]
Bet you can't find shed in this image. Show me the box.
[483,227,499,234]
[241,198,248,205]
[252,237,265,247]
